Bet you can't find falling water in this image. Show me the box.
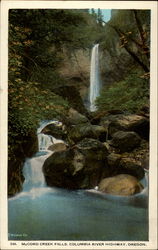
[18,120,63,196]
[90,44,100,111]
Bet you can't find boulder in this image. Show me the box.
[48,143,67,152]
[43,149,76,188]
[98,174,144,196]
[117,158,145,180]
[43,138,109,189]
[67,124,107,143]
[65,108,89,125]
[107,153,121,168]
[71,138,110,187]
[90,110,124,125]
[111,131,141,152]
[76,138,108,161]
[101,114,149,140]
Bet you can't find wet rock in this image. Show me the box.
[76,138,108,161]
[67,124,107,143]
[48,143,67,152]
[65,108,89,125]
[117,158,145,180]
[98,174,144,196]
[43,138,109,189]
[101,114,149,140]
[43,149,76,188]
[111,131,141,152]
[107,153,121,168]
[100,114,124,126]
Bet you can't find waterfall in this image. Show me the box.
[22,154,49,191]
[20,120,64,197]
[90,44,100,112]
[37,133,53,151]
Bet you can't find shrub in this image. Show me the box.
[96,70,149,113]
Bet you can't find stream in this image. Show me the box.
[8,121,148,241]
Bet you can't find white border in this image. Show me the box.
[0,1,157,249]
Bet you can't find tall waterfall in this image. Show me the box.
[90,44,100,112]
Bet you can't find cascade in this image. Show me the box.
[90,44,100,112]
[21,120,64,196]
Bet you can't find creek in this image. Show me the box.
[8,120,148,241]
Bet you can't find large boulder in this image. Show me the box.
[75,139,110,186]
[107,153,121,168]
[75,138,108,161]
[117,157,145,180]
[43,138,109,189]
[64,108,89,125]
[98,174,144,196]
[111,131,141,152]
[90,110,123,125]
[43,149,76,188]
[106,151,145,180]
[67,124,107,144]
[101,114,149,140]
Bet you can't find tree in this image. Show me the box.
[97,8,103,26]
[102,10,150,74]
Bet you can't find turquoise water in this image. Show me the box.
[8,187,148,241]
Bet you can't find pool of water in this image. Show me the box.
[8,187,148,241]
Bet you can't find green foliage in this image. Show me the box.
[8,78,69,158]
[100,10,150,70]
[9,9,102,159]
[97,9,104,26]
[9,9,104,86]
[96,70,149,113]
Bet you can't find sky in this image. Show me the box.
[101,9,111,22]
[90,9,111,22]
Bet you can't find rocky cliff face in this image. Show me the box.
[57,10,150,97]
[58,48,91,103]
[59,48,91,81]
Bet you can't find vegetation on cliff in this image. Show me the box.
[96,69,149,113]
[97,10,150,113]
